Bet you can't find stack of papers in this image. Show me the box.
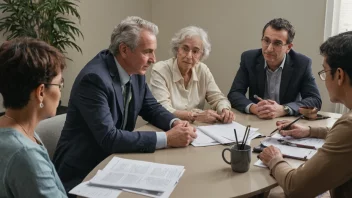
[191,122,262,147]
[70,157,185,198]
[69,179,122,198]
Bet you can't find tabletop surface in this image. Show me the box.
[82,110,342,198]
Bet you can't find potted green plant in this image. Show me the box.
[0,0,83,114]
[0,0,83,56]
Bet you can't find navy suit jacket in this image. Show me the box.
[228,49,322,115]
[53,50,175,193]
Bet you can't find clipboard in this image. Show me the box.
[253,144,308,161]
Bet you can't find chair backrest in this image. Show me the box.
[35,114,66,160]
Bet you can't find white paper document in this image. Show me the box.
[89,157,185,195]
[254,159,303,169]
[69,181,122,198]
[122,169,185,198]
[271,133,325,149]
[191,122,262,146]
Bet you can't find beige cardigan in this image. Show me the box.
[268,111,352,198]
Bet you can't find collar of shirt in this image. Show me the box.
[114,57,131,86]
[172,58,199,83]
[264,54,286,71]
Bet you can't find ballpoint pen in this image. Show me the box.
[269,115,304,137]
[277,139,316,150]
[254,94,263,101]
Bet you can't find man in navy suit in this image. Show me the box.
[53,16,197,193]
[228,18,321,119]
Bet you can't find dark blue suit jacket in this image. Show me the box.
[228,49,322,115]
[53,50,175,193]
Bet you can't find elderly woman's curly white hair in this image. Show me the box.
[171,26,211,61]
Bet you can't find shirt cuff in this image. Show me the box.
[169,118,181,128]
[268,155,288,175]
[309,126,329,138]
[245,103,254,114]
[216,104,231,114]
[155,132,167,149]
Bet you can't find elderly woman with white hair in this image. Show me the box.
[150,26,235,123]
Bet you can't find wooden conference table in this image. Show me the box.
[82,109,341,198]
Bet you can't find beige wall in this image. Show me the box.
[0,0,334,113]
[151,0,332,112]
[60,0,152,106]
[0,0,152,112]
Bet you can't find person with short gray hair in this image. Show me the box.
[53,16,196,194]
[150,26,235,124]
[109,16,159,56]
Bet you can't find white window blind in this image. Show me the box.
[338,0,352,33]
[324,0,352,113]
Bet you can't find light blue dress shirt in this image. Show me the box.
[0,128,67,198]
[114,58,178,149]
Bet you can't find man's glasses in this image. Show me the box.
[180,45,203,58]
[318,69,332,81]
[42,78,65,91]
[261,38,289,50]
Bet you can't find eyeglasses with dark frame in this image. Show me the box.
[42,78,64,91]
[318,69,332,81]
[261,38,289,50]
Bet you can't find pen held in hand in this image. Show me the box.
[254,94,263,101]
[269,115,304,137]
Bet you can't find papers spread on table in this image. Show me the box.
[80,157,184,197]
[191,122,262,147]
[69,180,122,198]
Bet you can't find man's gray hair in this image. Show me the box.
[109,16,159,56]
[171,26,211,61]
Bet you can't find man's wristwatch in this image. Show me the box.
[283,105,290,115]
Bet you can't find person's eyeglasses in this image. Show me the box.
[42,78,65,91]
[261,38,289,50]
[318,69,332,81]
[180,45,203,58]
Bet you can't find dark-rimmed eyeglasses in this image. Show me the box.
[261,38,289,50]
[42,78,64,91]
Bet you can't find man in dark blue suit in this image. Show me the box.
[228,18,321,119]
[53,16,196,194]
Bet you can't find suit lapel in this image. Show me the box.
[106,53,124,114]
[256,55,266,98]
[279,53,294,103]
